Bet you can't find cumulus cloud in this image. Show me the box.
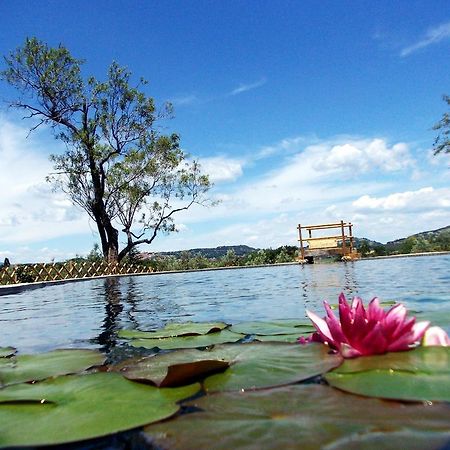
[198,156,244,183]
[311,139,413,174]
[401,21,450,57]
[352,187,450,212]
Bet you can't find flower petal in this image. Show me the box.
[422,326,450,346]
[306,310,334,344]
[324,301,347,345]
[338,294,353,338]
[410,321,430,342]
[359,322,389,355]
[367,297,385,322]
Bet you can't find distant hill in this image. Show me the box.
[386,225,450,246]
[384,225,450,253]
[140,245,258,260]
[353,237,384,248]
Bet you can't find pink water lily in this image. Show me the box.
[301,293,430,358]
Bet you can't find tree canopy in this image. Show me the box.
[1,38,212,262]
[433,95,450,155]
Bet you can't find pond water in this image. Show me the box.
[1,254,449,356]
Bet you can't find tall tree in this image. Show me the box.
[433,95,450,155]
[1,38,212,262]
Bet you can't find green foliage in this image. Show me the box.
[433,94,450,155]
[143,245,299,272]
[15,266,34,283]
[86,243,103,262]
[1,38,212,263]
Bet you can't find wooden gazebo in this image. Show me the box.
[297,220,359,262]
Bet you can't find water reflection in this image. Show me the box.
[299,261,362,308]
[342,261,359,295]
[92,278,123,353]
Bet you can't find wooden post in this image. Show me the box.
[340,220,347,256]
[349,222,354,255]
[298,224,305,260]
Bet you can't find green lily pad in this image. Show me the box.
[0,349,106,387]
[0,347,16,358]
[325,347,450,401]
[229,320,315,336]
[0,372,199,447]
[130,330,244,350]
[254,333,307,343]
[145,384,450,450]
[203,342,342,392]
[114,351,230,387]
[119,321,229,339]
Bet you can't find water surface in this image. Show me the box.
[1,254,449,354]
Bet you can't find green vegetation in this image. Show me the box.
[140,245,300,271]
[358,226,450,257]
[433,94,450,155]
[1,38,212,264]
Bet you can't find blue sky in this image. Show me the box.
[0,1,449,262]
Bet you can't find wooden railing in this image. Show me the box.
[0,261,153,285]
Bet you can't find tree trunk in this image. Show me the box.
[106,226,119,263]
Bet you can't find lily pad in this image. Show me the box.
[254,333,307,343]
[114,351,230,387]
[0,347,16,358]
[0,349,106,387]
[119,321,229,339]
[145,384,450,450]
[230,319,315,336]
[0,372,199,447]
[325,347,450,401]
[203,342,342,392]
[130,330,244,350]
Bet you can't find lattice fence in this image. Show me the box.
[0,261,153,285]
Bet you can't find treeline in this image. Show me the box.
[71,245,300,271]
[144,246,299,271]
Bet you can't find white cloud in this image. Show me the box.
[401,21,450,57]
[230,78,266,96]
[198,156,244,183]
[312,139,413,174]
[352,187,450,212]
[174,137,416,224]
[0,117,90,248]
